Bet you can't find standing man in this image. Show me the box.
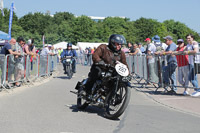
[145,38,157,83]
[128,42,135,73]
[40,44,54,76]
[14,37,25,87]
[161,36,177,94]
[184,34,200,97]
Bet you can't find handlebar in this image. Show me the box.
[95,63,113,68]
[61,56,76,60]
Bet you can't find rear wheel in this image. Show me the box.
[104,83,131,120]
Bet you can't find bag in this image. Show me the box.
[154,42,164,52]
[194,63,200,74]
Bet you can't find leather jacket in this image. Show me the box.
[92,44,129,69]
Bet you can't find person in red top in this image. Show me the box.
[175,39,190,95]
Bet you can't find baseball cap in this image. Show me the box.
[177,39,184,43]
[145,38,151,41]
[163,35,173,40]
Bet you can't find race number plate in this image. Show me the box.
[115,62,129,76]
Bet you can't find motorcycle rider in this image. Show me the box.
[82,34,129,94]
[61,42,77,74]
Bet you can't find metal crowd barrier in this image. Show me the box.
[131,53,200,92]
[0,54,6,90]
[26,55,39,82]
[5,54,26,88]
[0,54,58,90]
[76,54,93,66]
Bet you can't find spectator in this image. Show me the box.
[40,44,54,76]
[174,39,190,95]
[77,47,84,65]
[152,35,168,53]
[138,43,145,53]
[24,38,37,70]
[91,47,95,54]
[93,47,97,52]
[87,47,92,66]
[129,44,142,74]
[121,45,130,53]
[145,38,158,83]
[153,35,168,84]
[184,34,200,97]
[161,36,177,94]
[36,48,41,55]
[128,42,135,53]
[84,48,88,65]
[57,48,63,63]
[15,37,26,87]
[129,44,142,56]
[0,38,21,83]
[127,42,135,73]
[24,38,36,56]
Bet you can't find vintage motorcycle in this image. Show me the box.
[72,61,131,120]
[62,56,74,79]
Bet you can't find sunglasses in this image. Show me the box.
[177,42,183,44]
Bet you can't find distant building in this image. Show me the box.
[89,16,105,22]
[51,14,126,22]
[89,16,126,22]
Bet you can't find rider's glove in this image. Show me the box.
[104,64,111,67]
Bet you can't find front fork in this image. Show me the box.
[111,76,120,103]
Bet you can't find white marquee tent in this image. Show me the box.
[53,42,78,49]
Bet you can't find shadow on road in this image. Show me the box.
[53,76,71,80]
[67,104,120,120]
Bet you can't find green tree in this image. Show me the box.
[0,8,18,33]
[134,17,168,43]
[101,17,129,42]
[163,19,200,42]
[18,12,53,35]
[71,15,97,43]
[53,12,75,25]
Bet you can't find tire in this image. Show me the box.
[77,87,89,109]
[104,83,131,120]
[66,65,72,79]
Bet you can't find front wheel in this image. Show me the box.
[66,65,72,79]
[104,83,131,120]
[77,87,89,109]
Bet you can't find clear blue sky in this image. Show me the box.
[3,0,200,33]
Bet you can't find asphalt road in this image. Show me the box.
[0,64,200,133]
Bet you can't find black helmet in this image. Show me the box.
[108,34,126,52]
[67,42,72,47]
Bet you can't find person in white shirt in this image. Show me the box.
[145,38,158,83]
[184,34,200,97]
[40,44,54,75]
